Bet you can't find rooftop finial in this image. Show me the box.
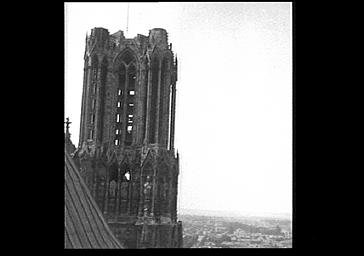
[65,117,72,134]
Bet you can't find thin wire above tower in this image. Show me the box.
[126,3,130,37]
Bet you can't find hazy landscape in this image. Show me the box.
[178,209,292,248]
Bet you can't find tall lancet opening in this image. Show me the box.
[158,57,168,145]
[125,63,136,146]
[88,55,99,141]
[98,57,108,142]
[114,49,137,147]
[115,64,126,146]
[149,56,159,144]
[142,57,149,142]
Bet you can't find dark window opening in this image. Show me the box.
[109,180,117,197]
[118,65,126,101]
[142,67,148,140]
[127,107,133,115]
[116,122,122,130]
[159,57,168,144]
[149,57,159,143]
[93,69,97,80]
[90,114,95,124]
[98,57,107,143]
[108,166,118,213]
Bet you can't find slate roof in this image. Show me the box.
[65,152,122,249]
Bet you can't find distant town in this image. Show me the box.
[178,210,292,248]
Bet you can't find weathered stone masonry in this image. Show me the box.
[73,27,182,248]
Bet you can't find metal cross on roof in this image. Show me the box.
[65,117,72,132]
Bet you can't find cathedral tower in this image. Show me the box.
[74,27,182,248]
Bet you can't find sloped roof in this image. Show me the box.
[65,153,123,249]
[111,30,123,38]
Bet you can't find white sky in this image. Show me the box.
[65,2,292,217]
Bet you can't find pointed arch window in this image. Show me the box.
[123,52,134,65]
[142,165,154,216]
[114,50,137,146]
[119,163,131,214]
[157,164,170,216]
[95,175,106,211]
[107,164,118,213]
[109,180,117,197]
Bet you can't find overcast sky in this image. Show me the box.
[65,2,292,217]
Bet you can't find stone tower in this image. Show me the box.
[74,27,182,248]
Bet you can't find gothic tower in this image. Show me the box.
[74,27,182,248]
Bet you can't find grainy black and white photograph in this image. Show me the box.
[64,2,293,249]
